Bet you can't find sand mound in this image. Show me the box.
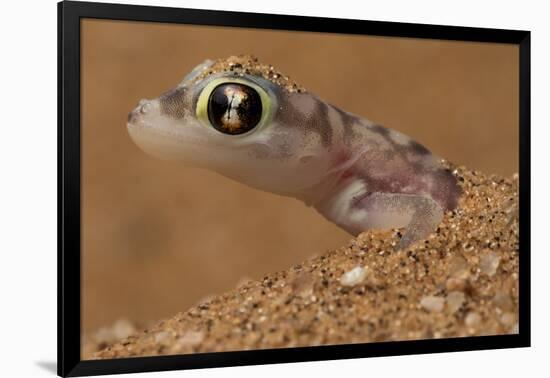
[92,165,519,359]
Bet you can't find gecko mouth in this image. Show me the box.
[127,109,139,124]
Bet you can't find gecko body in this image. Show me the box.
[127,55,461,248]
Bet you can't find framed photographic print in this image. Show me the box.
[58,0,530,376]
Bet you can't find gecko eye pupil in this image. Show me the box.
[207,83,262,135]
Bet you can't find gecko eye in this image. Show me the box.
[207,83,262,135]
[196,78,273,136]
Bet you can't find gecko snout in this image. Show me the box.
[128,99,153,124]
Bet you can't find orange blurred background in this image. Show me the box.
[81,19,518,333]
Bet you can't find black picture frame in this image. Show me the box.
[58,1,531,376]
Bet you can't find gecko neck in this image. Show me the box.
[291,144,369,209]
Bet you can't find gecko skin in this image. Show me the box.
[127,55,461,249]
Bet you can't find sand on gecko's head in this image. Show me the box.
[193,55,306,93]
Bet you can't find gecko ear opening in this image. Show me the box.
[196,77,273,136]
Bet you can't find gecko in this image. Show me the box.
[127,55,461,249]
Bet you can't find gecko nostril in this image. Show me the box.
[128,99,153,124]
[140,102,151,114]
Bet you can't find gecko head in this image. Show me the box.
[127,55,336,196]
